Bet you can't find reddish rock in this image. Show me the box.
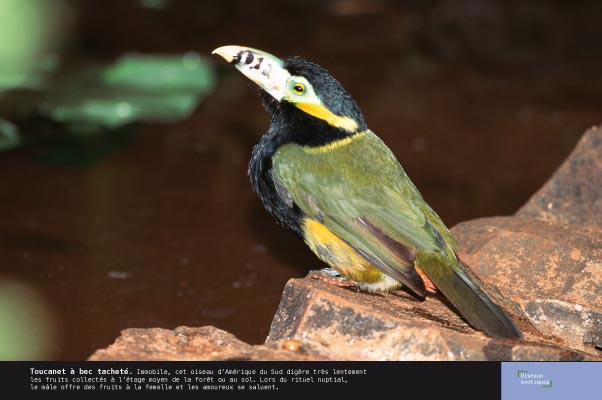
[518,125,602,229]
[266,278,597,360]
[89,281,599,361]
[88,326,327,361]
[452,216,602,355]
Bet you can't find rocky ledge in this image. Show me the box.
[89,125,602,361]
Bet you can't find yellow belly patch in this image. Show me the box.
[302,218,383,283]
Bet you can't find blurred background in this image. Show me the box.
[0,0,601,360]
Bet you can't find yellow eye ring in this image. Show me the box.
[292,82,306,95]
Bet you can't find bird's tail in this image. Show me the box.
[415,252,523,339]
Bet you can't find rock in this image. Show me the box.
[518,125,602,229]
[89,280,599,361]
[88,326,329,361]
[452,216,602,355]
[89,125,602,361]
[266,278,598,361]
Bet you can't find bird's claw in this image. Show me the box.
[307,268,358,289]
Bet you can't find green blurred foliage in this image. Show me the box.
[0,118,21,151]
[43,52,216,129]
[0,280,56,360]
[0,52,216,161]
[0,0,67,90]
[0,1,215,159]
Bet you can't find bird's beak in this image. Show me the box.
[212,45,290,102]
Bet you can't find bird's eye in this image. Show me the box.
[292,82,306,95]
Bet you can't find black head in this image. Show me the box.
[212,46,367,147]
[259,56,367,147]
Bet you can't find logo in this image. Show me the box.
[516,369,552,388]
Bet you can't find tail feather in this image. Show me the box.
[415,253,523,339]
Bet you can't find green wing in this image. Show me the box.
[272,130,523,339]
[272,130,456,296]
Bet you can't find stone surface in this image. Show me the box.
[265,278,598,361]
[89,280,599,361]
[452,216,602,355]
[88,326,330,361]
[518,125,602,229]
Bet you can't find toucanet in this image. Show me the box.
[212,45,523,339]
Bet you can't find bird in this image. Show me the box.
[212,45,523,339]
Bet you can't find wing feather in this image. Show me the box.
[271,131,452,296]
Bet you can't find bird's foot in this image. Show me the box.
[415,267,438,294]
[307,268,358,289]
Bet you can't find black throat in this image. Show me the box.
[248,56,367,236]
[248,95,357,236]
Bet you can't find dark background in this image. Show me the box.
[1,0,601,360]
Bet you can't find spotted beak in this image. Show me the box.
[212,45,290,102]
